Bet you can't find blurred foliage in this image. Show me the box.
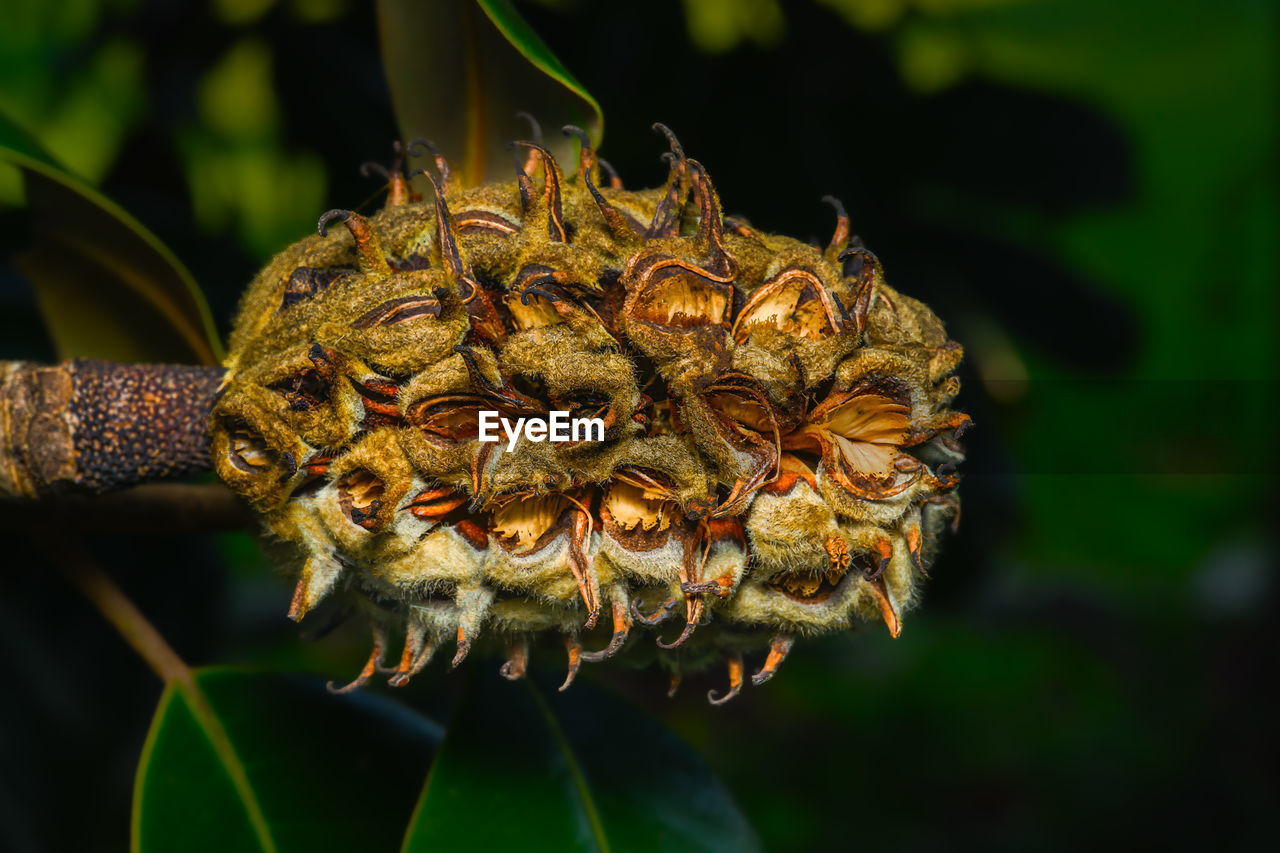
[402,670,759,852]
[135,668,440,852]
[0,0,1275,851]
[680,0,785,53]
[182,36,328,259]
[0,0,145,193]
[0,114,221,363]
[379,0,602,187]
[820,0,1025,35]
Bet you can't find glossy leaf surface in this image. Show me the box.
[401,668,760,853]
[134,668,443,853]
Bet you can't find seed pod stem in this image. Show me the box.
[1,360,224,500]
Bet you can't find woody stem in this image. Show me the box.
[1,359,225,499]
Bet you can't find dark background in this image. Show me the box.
[1,0,1275,850]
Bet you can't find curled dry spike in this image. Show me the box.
[361,141,415,207]
[905,519,926,575]
[317,210,390,275]
[407,137,454,193]
[411,166,476,301]
[707,653,744,705]
[509,140,567,242]
[499,637,529,681]
[513,111,544,175]
[326,625,387,695]
[515,110,543,144]
[566,493,601,629]
[450,586,492,669]
[581,597,632,662]
[647,124,690,238]
[560,635,582,692]
[836,245,882,333]
[563,125,635,240]
[201,125,968,704]
[507,141,537,212]
[287,553,343,622]
[652,121,685,161]
[450,627,471,670]
[751,635,794,686]
[597,157,623,190]
[655,593,703,650]
[633,594,679,626]
[686,160,732,278]
[388,621,433,687]
[821,194,851,262]
[562,125,595,174]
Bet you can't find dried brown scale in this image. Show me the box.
[209,127,969,703]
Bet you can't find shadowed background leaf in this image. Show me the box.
[135,667,442,853]
[377,0,603,188]
[0,113,222,365]
[401,667,760,853]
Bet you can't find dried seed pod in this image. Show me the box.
[209,126,968,703]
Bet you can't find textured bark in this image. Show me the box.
[0,360,225,499]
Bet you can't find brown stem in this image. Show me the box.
[49,537,191,685]
[1,359,225,499]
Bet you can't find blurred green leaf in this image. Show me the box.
[180,37,328,260]
[680,0,785,53]
[402,669,759,853]
[377,0,603,188]
[134,667,443,853]
[0,112,224,365]
[0,114,61,170]
[907,0,1278,580]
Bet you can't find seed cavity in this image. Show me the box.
[268,367,329,410]
[407,395,487,443]
[404,487,467,521]
[604,480,675,532]
[634,267,728,327]
[350,295,442,329]
[350,377,402,428]
[733,269,839,343]
[455,210,519,235]
[280,266,347,311]
[337,469,385,530]
[491,494,571,549]
[228,430,273,474]
[505,292,561,330]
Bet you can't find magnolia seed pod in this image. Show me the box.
[208,128,969,703]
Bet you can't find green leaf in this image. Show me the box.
[377,0,604,188]
[133,667,443,853]
[0,111,224,365]
[401,668,760,853]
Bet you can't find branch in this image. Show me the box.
[1,359,225,499]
